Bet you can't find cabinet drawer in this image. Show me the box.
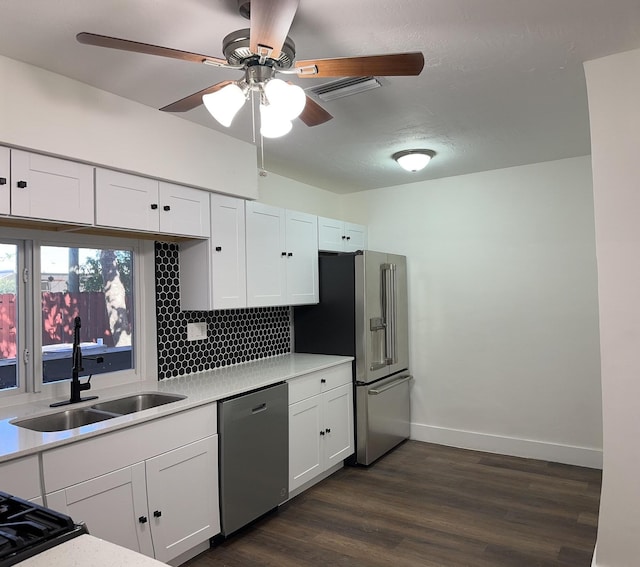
[288,363,352,404]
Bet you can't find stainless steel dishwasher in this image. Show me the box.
[218,382,289,536]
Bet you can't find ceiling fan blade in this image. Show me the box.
[250,0,299,59]
[299,95,333,127]
[295,52,425,78]
[76,32,228,66]
[160,81,234,112]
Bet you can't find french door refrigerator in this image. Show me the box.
[294,250,411,465]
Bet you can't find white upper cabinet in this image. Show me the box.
[246,202,288,306]
[286,209,320,305]
[95,168,210,238]
[318,216,367,252]
[10,149,94,225]
[158,182,211,238]
[343,221,367,251]
[208,194,247,309]
[180,194,247,311]
[245,202,318,307]
[0,146,10,215]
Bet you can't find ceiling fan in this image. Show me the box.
[76,0,424,137]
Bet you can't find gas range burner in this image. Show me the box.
[0,492,88,567]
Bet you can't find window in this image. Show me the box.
[0,242,20,393]
[0,228,150,401]
[40,245,134,384]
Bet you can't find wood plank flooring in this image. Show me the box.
[185,441,601,567]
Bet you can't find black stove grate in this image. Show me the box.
[0,492,87,567]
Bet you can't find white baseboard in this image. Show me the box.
[411,423,603,469]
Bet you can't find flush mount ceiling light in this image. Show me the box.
[392,149,436,172]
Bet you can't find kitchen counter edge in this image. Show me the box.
[0,353,353,463]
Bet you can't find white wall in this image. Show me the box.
[584,47,640,567]
[257,171,341,216]
[342,156,602,467]
[0,55,258,199]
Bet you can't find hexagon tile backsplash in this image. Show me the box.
[155,242,291,380]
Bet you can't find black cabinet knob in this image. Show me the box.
[138,516,148,524]
[150,203,158,210]
[326,428,331,433]
[320,378,326,384]
[281,252,287,257]
[215,246,222,252]
[341,236,346,240]
[287,252,293,257]
[153,510,162,518]
[163,205,170,211]
[17,180,27,188]
[0,177,6,185]
[320,431,325,436]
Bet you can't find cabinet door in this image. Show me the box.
[210,194,247,309]
[46,463,154,558]
[285,209,319,305]
[158,182,210,238]
[0,455,41,501]
[344,222,367,252]
[246,202,287,307]
[0,146,9,215]
[95,168,160,232]
[145,436,219,564]
[11,150,94,224]
[289,395,323,492]
[317,216,345,252]
[323,383,355,468]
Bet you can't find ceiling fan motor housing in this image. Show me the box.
[223,28,296,69]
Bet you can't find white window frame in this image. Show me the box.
[0,226,157,409]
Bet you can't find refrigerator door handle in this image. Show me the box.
[382,263,397,365]
[368,375,412,395]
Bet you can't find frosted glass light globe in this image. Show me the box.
[202,83,246,127]
[264,79,306,120]
[259,103,293,138]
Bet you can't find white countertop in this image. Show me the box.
[16,534,166,567]
[0,353,352,463]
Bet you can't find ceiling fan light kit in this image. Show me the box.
[393,150,436,172]
[202,82,248,127]
[76,0,425,142]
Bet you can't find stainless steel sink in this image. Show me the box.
[90,393,186,415]
[11,392,187,432]
[11,408,119,432]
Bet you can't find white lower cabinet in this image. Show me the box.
[46,463,152,557]
[46,436,218,564]
[0,455,42,502]
[288,364,354,493]
[43,405,219,565]
[145,436,219,563]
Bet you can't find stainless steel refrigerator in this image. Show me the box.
[294,250,411,465]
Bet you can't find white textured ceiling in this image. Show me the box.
[1,0,639,193]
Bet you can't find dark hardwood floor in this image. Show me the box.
[186,441,601,567]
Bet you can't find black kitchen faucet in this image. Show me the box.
[50,316,101,407]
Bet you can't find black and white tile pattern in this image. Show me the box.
[155,242,291,380]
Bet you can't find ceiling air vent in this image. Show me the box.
[309,76,382,102]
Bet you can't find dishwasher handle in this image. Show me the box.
[251,402,267,414]
[368,375,412,395]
